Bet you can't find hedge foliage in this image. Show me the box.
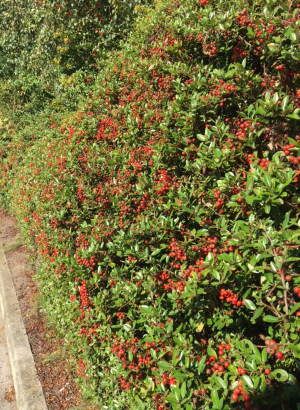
[0,0,150,115]
[1,0,300,409]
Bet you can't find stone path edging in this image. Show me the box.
[0,244,47,410]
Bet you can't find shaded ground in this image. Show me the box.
[0,209,85,410]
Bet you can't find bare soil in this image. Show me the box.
[0,209,84,410]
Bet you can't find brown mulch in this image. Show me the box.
[0,209,86,410]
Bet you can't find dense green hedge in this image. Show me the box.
[0,0,150,115]
[1,0,300,409]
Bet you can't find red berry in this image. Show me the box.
[275,64,285,71]
[232,392,239,402]
[237,367,247,375]
[276,351,284,361]
[294,287,300,297]
[243,393,250,402]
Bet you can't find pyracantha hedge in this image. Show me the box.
[3,0,300,409]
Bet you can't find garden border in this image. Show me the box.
[0,244,47,410]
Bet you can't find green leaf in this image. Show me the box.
[242,375,254,389]
[288,343,300,359]
[166,392,180,406]
[197,355,207,375]
[180,381,186,399]
[256,105,267,115]
[261,348,268,364]
[252,307,264,322]
[263,315,279,323]
[287,109,300,120]
[271,369,289,382]
[282,95,289,112]
[244,299,256,311]
[267,43,280,53]
[207,347,217,357]
[290,302,300,315]
[215,376,227,390]
[211,390,221,409]
[158,360,173,370]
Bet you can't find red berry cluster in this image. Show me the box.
[161,373,176,386]
[116,311,126,320]
[127,255,137,263]
[49,247,59,263]
[259,158,270,169]
[119,201,131,216]
[56,155,67,172]
[112,338,163,378]
[76,358,86,378]
[206,343,231,375]
[219,288,243,307]
[203,42,218,57]
[234,119,253,141]
[261,74,277,89]
[112,338,139,363]
[50,218,59,229]
[213,189,224,211]
[287,156,300,166]
[75,233,89,250]
[168,238,187,262]
[152,71,174,92]
[77,186,86,203]
[155,169,175,195]
[236,9,252,27]
[282,143,295,156]
[211,80,237,98]
[231,382,250,405]
[96,117,118,141]
[94,184,111,208]
[265,339,285,361]
[79,280,90,309]
[77,149,88,169]
[153,395,166,410]
[200,236,218,256]
[162,34,177,48]
[79,324,99,341]
[35,233,53,257]
[128,145,153,174]
[67,126,75,141]
[75,254,96,270]
[219,243,235,254]
[118,376,131,391]
[198,0,209,6]
[231,43,248,61]
[182,258,205,279]
[135,193,150,213]
[156,271,186,293]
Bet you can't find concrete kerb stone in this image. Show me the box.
[0,244,47,410]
